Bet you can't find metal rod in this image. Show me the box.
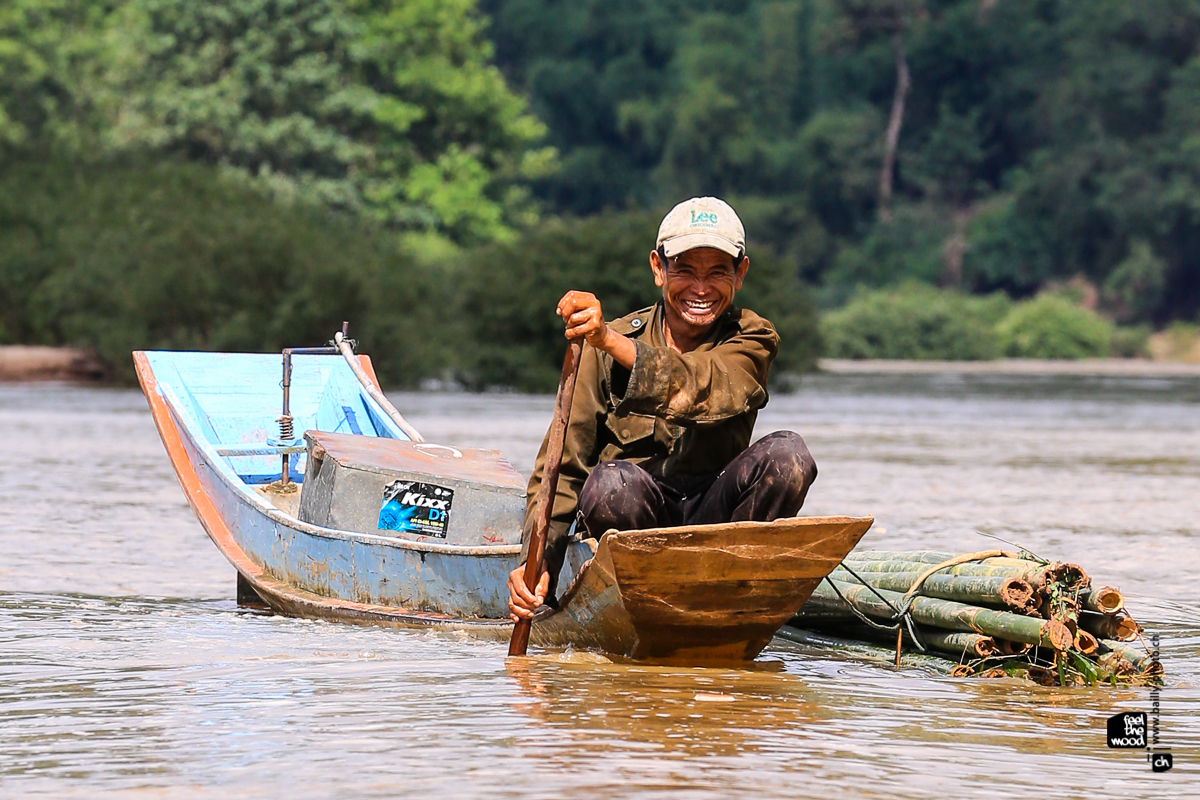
[271,323,423,491]
[282,347,340,355]
[281,352,292,485]
[334,330,424,442]
[277,345,338,486]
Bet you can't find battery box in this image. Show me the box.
[298,430,526,546]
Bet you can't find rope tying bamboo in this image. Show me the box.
[831,550,1023,664]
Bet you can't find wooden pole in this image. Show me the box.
[508,338,584,657]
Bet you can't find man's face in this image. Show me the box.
[650,246,749,337]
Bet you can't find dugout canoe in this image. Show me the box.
[134,347,872,660]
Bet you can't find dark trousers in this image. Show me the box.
[576,431,817,536]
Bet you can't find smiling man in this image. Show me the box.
[508,197,818,621]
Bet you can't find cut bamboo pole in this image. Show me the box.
[1100,640,1162,675]
[786,601,858,625]
[773,626,957,673]
[845,550,959,564]
[1079,611,1139,642]
[1074,630,1099,656]
[845,552,1033,568]
[794,617,1000,660]
[996,639,1031,656]
[843,555,1090,591]
[792,550,1154,686]
[828,568,1036,610]
[1054,563,1090,590]
[845,555,1036,571]
[840,558,1049,584]
[922,630,1000,659]
[810,580,1074,650]
[1079,586,1124,615]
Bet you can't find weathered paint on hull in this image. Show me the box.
[182,425,520,618]
[137,351,521,621]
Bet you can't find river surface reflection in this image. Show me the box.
[1,373,1196,797]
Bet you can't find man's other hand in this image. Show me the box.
[557,291,609,349]
[507,563,550,623]
[556,290,637,369]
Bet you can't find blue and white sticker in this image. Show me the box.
[378,481,453,538]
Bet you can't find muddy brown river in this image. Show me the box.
[1,372,1197,797]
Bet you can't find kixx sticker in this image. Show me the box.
[378,481,453,538]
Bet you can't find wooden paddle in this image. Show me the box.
[509,337,585,656]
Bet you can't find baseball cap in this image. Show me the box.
[656,197,746,260]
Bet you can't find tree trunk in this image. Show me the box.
[879,32,910,222]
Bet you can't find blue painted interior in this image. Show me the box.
[145,351,409,484]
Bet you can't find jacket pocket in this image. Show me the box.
[605,413,656,446]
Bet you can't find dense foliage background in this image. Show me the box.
[4,0,1200,386]
[487,0,1200,322]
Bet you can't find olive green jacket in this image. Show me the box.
[522,300,779,591]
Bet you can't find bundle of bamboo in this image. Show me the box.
[786,549,1160,686]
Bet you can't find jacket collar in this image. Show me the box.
[608,304,657,337]
[608,301,739,347]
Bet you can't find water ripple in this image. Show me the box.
[1,379,1197,797]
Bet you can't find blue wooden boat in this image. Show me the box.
[135,344,873,660]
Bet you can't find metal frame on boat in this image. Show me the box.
[135,347,872,660]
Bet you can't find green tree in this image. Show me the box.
[995,294,1115,359]
[958,1,1200,321]
[484,0,1200,323]
[822,283,1003,360]
[1104,239,1168,324]
[0,157,460,381]
[0,0,113,152]
[101,0,552,243]
[825,0,928,219]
